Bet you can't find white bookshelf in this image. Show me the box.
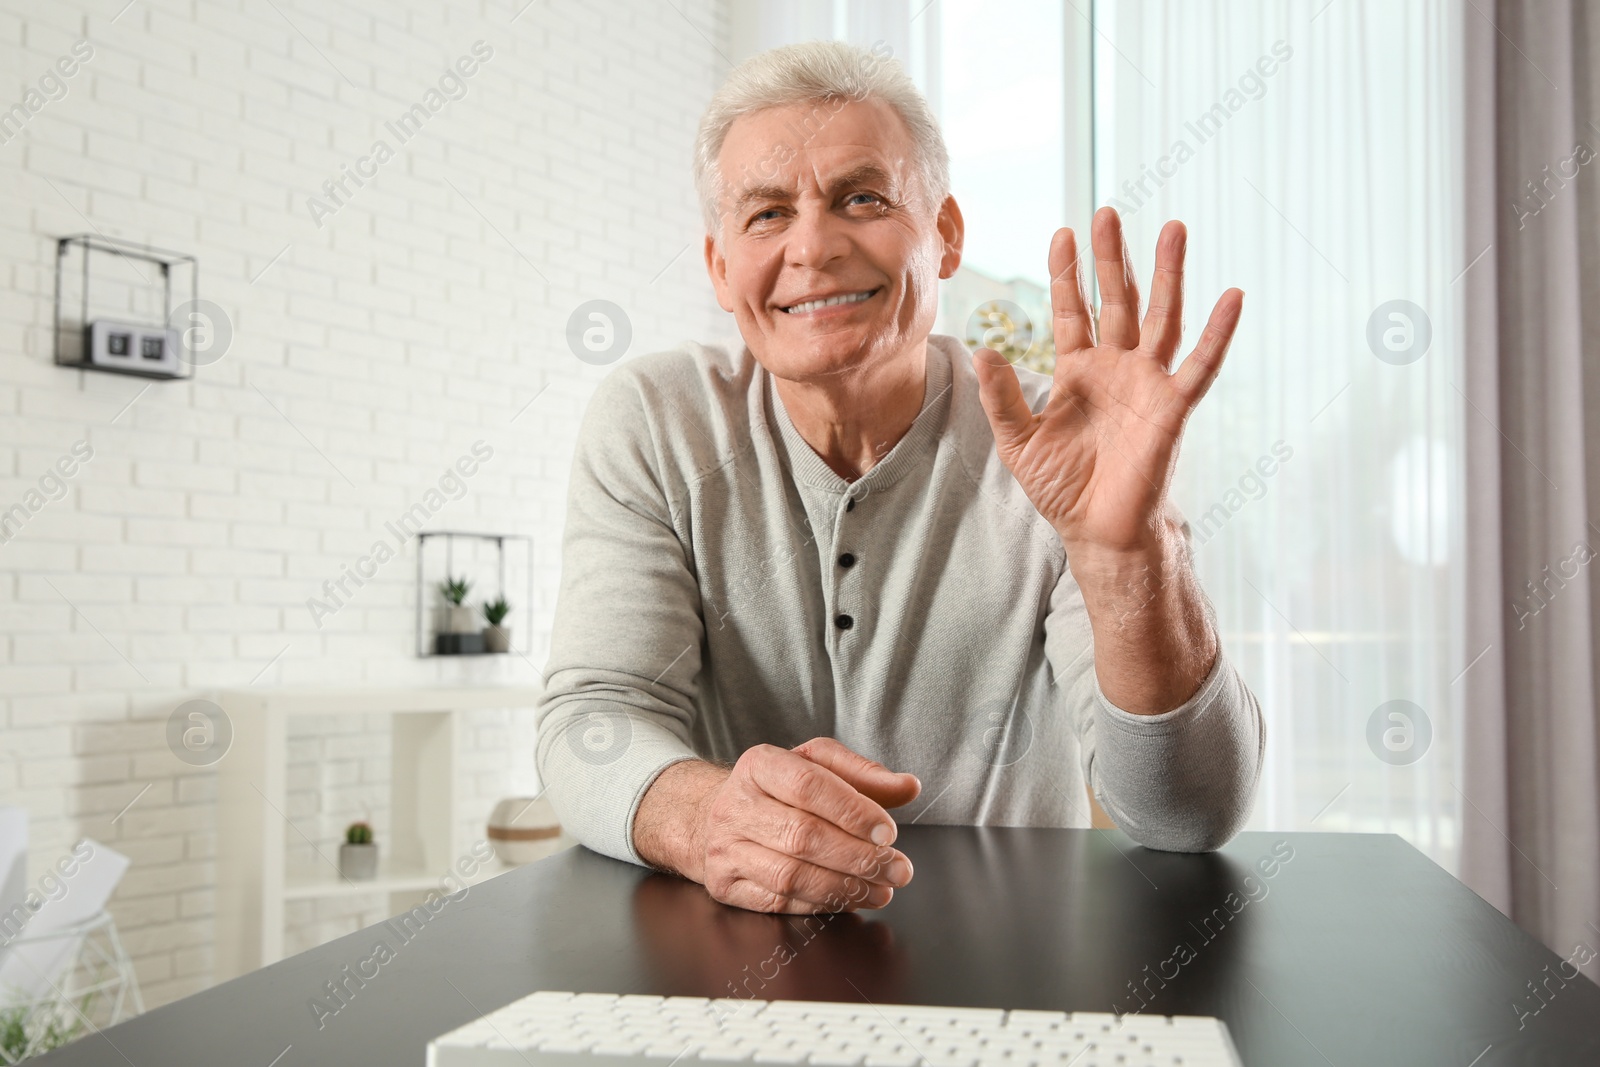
[212,684,543,981]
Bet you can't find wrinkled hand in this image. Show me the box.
[972,206,1243,555]
[697,738,920,914]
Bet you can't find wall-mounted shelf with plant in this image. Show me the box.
[414,532,532,658]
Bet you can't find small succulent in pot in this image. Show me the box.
[438,576,476,633]
[482,596,511,653]
[340,820,378,880]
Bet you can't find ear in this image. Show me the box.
[703,232,734,312]
[936,194,964,280]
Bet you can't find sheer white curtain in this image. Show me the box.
[729,0,1469,873]
[1090,0,1468,870]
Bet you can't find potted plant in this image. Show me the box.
[482,596,511,653]
[438,576,475,633]
[339,820,378,881]
[434,576,484,653]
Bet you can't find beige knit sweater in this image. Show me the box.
[535,333,1265,866]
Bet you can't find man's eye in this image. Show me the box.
[846,192,880,206]
[751,209,781,223]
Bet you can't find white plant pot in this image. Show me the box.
[447,605,477,633]
[483,625,510,653]
[339,842,378,881]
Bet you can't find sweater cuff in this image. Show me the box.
[539,705,701,867]
[1085,645,1261,851]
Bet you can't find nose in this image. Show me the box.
[785,202,852,271]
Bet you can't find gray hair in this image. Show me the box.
[693,39,951,242]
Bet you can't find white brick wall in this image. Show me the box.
[0,0,730,1007]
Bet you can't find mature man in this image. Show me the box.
[535,41,1264,914]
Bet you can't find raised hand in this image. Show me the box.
[972,206,1242,557]
[969,206,1237,714]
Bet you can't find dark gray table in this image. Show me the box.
[39,827,1600,1066]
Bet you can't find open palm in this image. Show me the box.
[973,207,1243,554]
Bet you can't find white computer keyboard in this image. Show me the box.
[427,990,1245,1067]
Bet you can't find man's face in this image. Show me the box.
[704,97,963,385]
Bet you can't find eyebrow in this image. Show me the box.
[730,163,899,218]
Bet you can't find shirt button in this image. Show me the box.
[834,613,854,630]
[838,553,856,568]
[845,498,856,512]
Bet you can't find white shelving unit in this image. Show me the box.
[212,684,543,981]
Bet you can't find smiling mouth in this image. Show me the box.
[780,288,881,314]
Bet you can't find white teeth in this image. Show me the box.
[784,290,874,314]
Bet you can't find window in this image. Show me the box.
[1088,0,1467,871]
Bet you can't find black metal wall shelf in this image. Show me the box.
[414,531,534,658]
[53,233,197,381]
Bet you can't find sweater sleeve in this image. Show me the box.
[1043,506,1266,852]
[534,369,705,867]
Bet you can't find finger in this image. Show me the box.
[1091,205,1141,350]
[1139,220,1186,366]
[1049,227,1094,354]
[970,347,1038,456]
[745,801,911,887]
[1171,289,1244,411]
[721,840,896,912]
[792,737,922,811]
[739,793,912,887]
[746,744,900,844]
[717,877,893,915]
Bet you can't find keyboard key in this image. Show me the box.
[539,1039,595,1053]
[695,1043,754,1061]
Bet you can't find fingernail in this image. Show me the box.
[867,885,893,908]
[887,858,911,885]
[871,823,892,845]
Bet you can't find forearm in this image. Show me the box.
[1065,517,1218,715]
[632,758,730,882]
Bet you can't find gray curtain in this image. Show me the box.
[1460,0,1600,980]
